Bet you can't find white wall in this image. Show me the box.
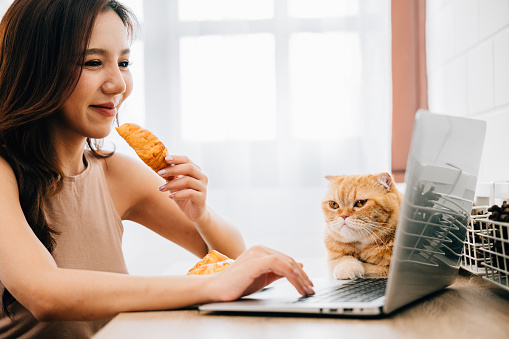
[426,0,509,192]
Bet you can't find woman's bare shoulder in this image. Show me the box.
[0,156,22,215]
[95,151,165,215]
[0,155,17,184]
[96,151,138,173]
[96,151,161,182]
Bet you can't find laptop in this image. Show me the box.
[199,110,487,316]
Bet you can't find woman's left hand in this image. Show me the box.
[205,246,315,301]
[157,155,208,222]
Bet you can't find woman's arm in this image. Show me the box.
[4,247,312,321]
[0,156,313,321]
[102,153,245,259]
[159,155,246,258]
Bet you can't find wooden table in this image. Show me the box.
[93,270,509,339]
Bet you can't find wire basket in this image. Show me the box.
[461,206,489,274]
[477,218,509,291]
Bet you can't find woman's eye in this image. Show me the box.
[329,201,339,209]
[84,60,102,67]
[119,60,131,68]
[354,200,367,208]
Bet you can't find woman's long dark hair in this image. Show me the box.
[0,0,136,317]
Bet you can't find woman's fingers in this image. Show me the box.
[166,188,204,201]
[160,155,202,173]
[250,246,314,289]
[155,155,209,221]
[157,155,208,194]
[160,175,206,194]
[255,257,312,296]
[165,155,199,167]
[233,246,315,297]
[158,163,206,182]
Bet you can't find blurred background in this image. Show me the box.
[1,0,507,276]
[115,0,393,275]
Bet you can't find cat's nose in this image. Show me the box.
[341,214,348,220]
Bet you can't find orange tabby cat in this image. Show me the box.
[322,173,402,279]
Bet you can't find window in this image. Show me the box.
[132,0,392,269]
[180,33,277,141]
[0,0,392,274]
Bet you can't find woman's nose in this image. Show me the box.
[102,67,127,95]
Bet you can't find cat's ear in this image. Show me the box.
[325,175,344,182]
[376,172,394,191]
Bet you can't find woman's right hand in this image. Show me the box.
[205,245,315,302]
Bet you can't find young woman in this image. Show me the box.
[0,0,314,337]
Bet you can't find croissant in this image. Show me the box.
[187,250,234,275]
[116,123,168,173]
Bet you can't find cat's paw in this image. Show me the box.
[332,259,365,280]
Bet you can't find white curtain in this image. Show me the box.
[119,0,393,272]
[1,0,392,274]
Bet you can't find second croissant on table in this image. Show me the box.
[187,250,234,275]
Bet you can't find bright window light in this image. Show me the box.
[289,32,361,139]
[179,0,273,21]
[180,34,277,141]
[288,0,359,18]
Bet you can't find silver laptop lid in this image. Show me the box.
[383,110,486,314]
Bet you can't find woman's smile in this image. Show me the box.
[90,102,118,117]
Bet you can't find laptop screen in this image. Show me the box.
[383,110,486,313]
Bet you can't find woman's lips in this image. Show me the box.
[90,104,116,117]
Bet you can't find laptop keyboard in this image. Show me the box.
[296,278,387,303]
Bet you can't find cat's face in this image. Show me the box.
[322,173,401,245]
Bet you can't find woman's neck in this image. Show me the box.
[59,148,87,177]
[53,134,88,177]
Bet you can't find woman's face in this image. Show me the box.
[58,9,133,140]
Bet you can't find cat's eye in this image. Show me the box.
[354,199,367,208]
[329,201,339,209]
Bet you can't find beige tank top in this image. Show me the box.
[0,152,128,338]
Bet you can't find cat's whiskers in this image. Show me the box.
[358,218,393,235]
[342,218,383,247]
[357,227,379,246]
[359,226,384,248]
[326,216,393,253]
[359,218,389,227]
[327,217,349,230]
[356,219,393,250]
[362,222,388,233]
[364,227,393,251]
[325,218,346,239]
